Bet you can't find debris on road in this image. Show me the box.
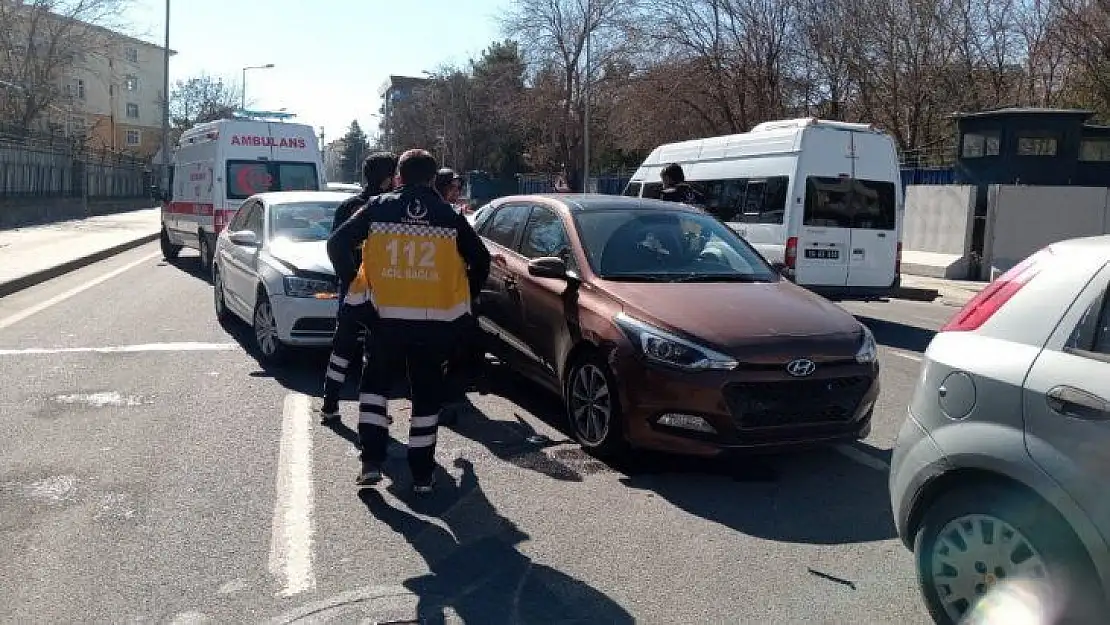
[807,568,857,590]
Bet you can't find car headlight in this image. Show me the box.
[283,275,336,299]
[614,313,737,371]
[856,324,878,364]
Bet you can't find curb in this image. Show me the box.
[889,286,941,302]
[0,232,159,298]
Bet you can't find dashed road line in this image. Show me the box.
[269,392,317,598]
[0,251,160,331]
[834,444,891,472]
[0,342,236,356]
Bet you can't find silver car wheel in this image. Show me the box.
[930,513,1048,620]
[569,363,610,445]
[254,299,279,357]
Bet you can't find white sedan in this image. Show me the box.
[212,190,354,362]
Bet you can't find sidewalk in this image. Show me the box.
[899,274,986,307]
[0,207,161,297]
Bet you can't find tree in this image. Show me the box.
[338,120,369,184]
[0,0,132,131]
[168,73,241,137]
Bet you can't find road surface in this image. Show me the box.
[0,244,955,624]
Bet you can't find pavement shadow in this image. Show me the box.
[616,445,898,545]
[159,251,211,285]
[856,315,937,353]
[359,458,635,624]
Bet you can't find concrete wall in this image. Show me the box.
[984,185,1110,277]
[0,197,155,230]
[902,185,976,254]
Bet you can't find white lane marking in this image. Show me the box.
[0,251,160,331]
[269,392,317,598]
[0,342,236,356]
[834,444,891,471]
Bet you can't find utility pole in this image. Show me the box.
[160,0,171,194]
[582,0,591,193]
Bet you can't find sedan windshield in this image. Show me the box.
[574,209,778,282]
[269,201,340,242]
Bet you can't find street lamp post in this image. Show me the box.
[583,0,592,193]
[161,0,171,193]
[241,63,275,110]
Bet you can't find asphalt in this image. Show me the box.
[0,243,955,624]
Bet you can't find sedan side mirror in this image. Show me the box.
[229,230,259,247]
[528,256,569,280]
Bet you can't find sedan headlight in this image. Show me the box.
[856,324,878,364]
[283,275,336,299]
[614,313,737,371]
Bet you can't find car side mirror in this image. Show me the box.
[528,256,569,280]
[229,230,259,247]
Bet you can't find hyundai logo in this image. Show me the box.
[786,358,816,377]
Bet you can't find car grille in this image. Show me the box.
[724,377,870,428]
[291,317,337,337]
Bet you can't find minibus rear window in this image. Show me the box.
[802,177,896,230]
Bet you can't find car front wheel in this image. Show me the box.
[212,265,233,328]
[914,483,1105,624]
[252,292,285,364]
[565,352,627,459]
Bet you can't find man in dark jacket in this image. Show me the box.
[658,163,706,207]
[329,149,491,492]
[318,152,397,424]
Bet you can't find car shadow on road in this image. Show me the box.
[616,445,898,545]
[159,252,210,285]
[856,315,937,354]
[359,457,635,624]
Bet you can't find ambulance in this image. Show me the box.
[160,118,325,274]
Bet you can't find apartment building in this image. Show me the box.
[377,75,429,152]
[61,32,175,160]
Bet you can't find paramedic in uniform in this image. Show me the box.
[319,152,397,423]
[328,149,491,493]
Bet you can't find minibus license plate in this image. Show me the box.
[804,249,839,260]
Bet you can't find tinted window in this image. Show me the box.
[642,183,663,199]
[269,201,341,242]
[693,177,787,224]
[228,200,253,231]
[520,207,572,264]
[803,177,896,230]
[1067,288,1110,356]
[483,203,531,249]
[227,161,319,200]
[622,182,642,197]
[471,203,495,231]
[242,203,263,235]
[573,209,776,281]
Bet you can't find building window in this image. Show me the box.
[1017,136,1058,156]
[124,74,138,91]
[66,79,86,100]
[125,129,141,146]
[962,132,1000,158]
[125,47,138,63]
[1079,139,1110,162]
[126,103,139,119]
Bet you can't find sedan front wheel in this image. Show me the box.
[565,353,627,459]
[253,293,286,364]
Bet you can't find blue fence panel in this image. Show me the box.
[900,167,954,188]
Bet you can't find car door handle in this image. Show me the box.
[1046,385,1110,420]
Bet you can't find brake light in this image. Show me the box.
[895,241,902,275]
[785,237,798,269]
[940,247,1053,332]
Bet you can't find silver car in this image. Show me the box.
[890,235,1110,624]
[212,191,354,362]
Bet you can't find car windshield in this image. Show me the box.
[268,201,340,242]
[573,209,779,282]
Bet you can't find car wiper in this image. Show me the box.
[669,273,775,283]
[600,273,672,282]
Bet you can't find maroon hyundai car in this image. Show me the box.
[470,194,880,458]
